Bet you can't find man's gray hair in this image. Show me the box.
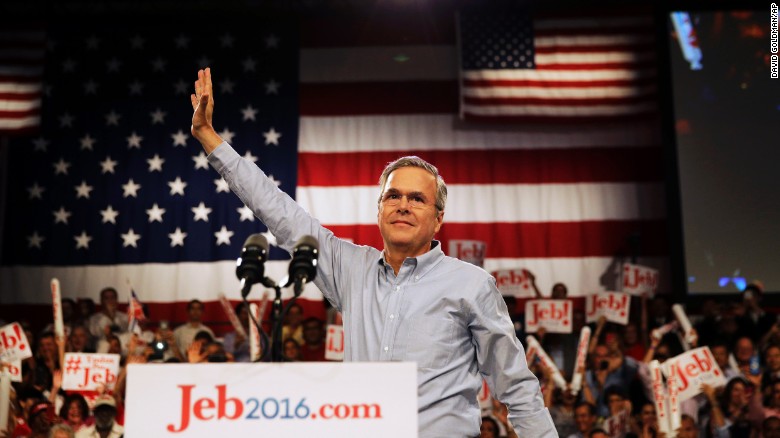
[378,156,447,212]
[49,423,75,438]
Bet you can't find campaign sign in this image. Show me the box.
[478,379,491,413]
[2,359,23,383]
[525,300,573,333]
[605,408,630,438]
[125,362,418,437]
[325,325,344,361]
[0,323,32,362]
[661,347,726,402]
[492,268,535,298]
[585,292,631,325]
[621,263,659,296]
[449,239,486,267]
[62,353,120,391]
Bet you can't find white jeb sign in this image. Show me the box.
[125,362,418,437]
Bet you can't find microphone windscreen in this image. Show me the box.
[294,235,318,252]
[243,233,269,252]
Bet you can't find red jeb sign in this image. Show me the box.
[491,268,534,298]
[586,292,630,325]
[662,347,726,401]
[622,263,659,296]
[0,323,32,362]
[525,300,573,334]
[449,240,486,268]
[325,325,344,361]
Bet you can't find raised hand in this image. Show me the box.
[190,68,222,152]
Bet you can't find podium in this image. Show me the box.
[124,362,418,437]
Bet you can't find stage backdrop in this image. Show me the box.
[0,5,669,329]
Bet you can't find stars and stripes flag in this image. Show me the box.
[0,25,45,134]
[127,288,146,335]
[296,7,668,299]
[1,7,669,326]
[458,12,659,122]
[0,17,308,322]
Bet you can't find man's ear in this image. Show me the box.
[434,210,444,233]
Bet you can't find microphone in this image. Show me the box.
[236,234,269,298]
[287,235,319,294]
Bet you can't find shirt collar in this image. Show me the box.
[377,240,444,280]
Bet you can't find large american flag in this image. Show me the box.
[459,12,659,122]
[0,25,45,133]
[0,17,306,324]
[0,7,668,326]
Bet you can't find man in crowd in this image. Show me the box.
[75,394,123,438]
[87,288,128,343]
[190,67,554,437]
[300,317,326,362]
[173,299,214,358]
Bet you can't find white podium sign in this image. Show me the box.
[125,362,418,437]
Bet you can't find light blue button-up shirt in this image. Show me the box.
[209,142,556,438]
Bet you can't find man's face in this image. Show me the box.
[735,337,754,362]
[767,347,780,372]
[377,167,443,256]
[574,405,595,433]
[551,284,567,299]
[94,406,116,429]
[678,417,697,438]
[640,404,657,428]
[302,321,323,345]
[38,336,56,356]
[711,346,729,368]
[101,289,118,312]
[764,418,780,438]
[70,326,89,351]
[606,394,625,416]
[188,302,203,322]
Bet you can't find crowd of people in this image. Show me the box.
[0,287,330,437]
[0,281,777,438]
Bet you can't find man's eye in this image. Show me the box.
[412,196,424,203]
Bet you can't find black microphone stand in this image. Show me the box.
[270,283,284,363]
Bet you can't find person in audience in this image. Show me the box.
[480,416,500,438]
[27,401,55,438]
[300,317,326,362]
[587,429,608,438]
[762,344,780,394]
[76,299,96,327]
[74,394,123,438]
[543,380,577,438]
[621,321,646,362]
[569,402,598,438]
[222,302,250,362]
[283,338,302,362]
[49,423,76,438]
[87,288,128,343]
[58,394,90,433]
[584,342,639,418]
[709,340,741,379]
[719,375,765,436]
[281,303,304,346]
[676,414,698,438]
[66,325,94,354]
[35,332,60,376]
[739,281,775,342]
[41,298,79,338]
[173,299,214,357]
[763,416,780,438]
[763,379,780,418]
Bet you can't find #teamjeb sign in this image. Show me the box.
[62,353,121,391]
[525,300,573,333]
[125,362,418,437]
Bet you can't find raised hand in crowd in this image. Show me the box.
[491,398,520,438]
[187,340,208,364]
